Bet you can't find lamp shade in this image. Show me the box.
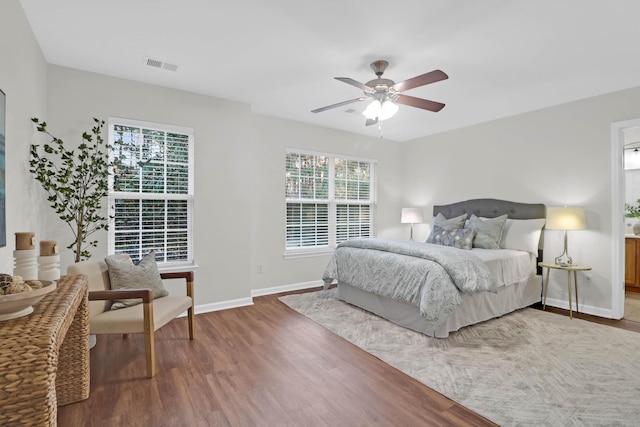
[546,206,586,230]
[401,207,424,224]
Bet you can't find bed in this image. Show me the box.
[322,199,547,338]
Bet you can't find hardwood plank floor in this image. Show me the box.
[58,289,639,426]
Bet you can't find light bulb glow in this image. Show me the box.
[362,99,398,121]
[379,100,399,120]
[362,100,382,119]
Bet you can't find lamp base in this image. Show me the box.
[554,255,573,267]
[555,230,573,266]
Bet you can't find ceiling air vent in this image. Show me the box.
[144,57,178,72]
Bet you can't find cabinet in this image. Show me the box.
[625,238,640,293]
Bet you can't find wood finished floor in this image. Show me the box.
[58,289,640,427]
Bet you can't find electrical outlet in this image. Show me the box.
[257,264,263,274]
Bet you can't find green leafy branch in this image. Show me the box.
[29,117,112,262]
[626,199,640,218]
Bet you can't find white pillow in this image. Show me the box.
[500,218,546,253]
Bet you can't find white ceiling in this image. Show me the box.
[18,0,640,142]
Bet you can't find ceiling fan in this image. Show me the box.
[312,60,448,126]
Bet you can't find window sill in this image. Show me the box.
[283,248,335,260]
[157,262,199,273]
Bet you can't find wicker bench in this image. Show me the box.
[0,275,89,426]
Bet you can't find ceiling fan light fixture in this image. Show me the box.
[379,100,399,120]
[362,99,382,120]
[362,99,398,121]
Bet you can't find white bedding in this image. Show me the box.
[470,248,537,287]
[333,245,542,338]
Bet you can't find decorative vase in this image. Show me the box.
[633,222,640,235]
[13,249,38,280]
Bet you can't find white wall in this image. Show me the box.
[402,86,640,315]
[44,65,253,306]
[0,0,49,273]
[250,115,403,291]
[43,65,401,307]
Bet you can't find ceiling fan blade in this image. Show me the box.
[335,77,374,93]
[391,70,448,93]
[311,97,365,113]
[395,94,445,112]
[365,118,378,126]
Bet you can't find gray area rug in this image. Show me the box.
[279,289,640,426]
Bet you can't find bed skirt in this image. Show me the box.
[337,275,542,338]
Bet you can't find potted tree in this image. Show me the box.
[29,118,111,262]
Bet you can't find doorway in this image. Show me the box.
[612,119,640,321]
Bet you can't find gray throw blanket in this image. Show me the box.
[322,238,496,326]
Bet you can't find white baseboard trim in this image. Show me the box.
[185,281,322,317]
[193,297,254,315]
[543,297,614,319]
[251,280,324,297]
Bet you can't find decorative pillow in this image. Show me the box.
[465,214,508,249]
[500,218,546,253]
[428,226,476,250]
[105,250,168,310]
[426,213,467,243]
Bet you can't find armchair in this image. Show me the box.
[67,259,194,378]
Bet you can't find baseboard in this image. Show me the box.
[187,281,322,316]
[250,280,324,297]
[544,297,614,319]
[192,297,254,315]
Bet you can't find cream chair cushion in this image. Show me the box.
[67,259,192,334]
[89,295,192,334]
[67,259,112,320]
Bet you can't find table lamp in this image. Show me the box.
[546,206,586,266]
[401,207,424,241]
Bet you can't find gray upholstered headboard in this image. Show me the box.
[432,198,547,270]
[432,198,546,221]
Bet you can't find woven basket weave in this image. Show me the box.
[0,274,89,426]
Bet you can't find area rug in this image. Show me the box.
[279,289,640,426]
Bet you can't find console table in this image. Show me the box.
[0,274,89,426]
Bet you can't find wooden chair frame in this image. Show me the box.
[88,271,195,378]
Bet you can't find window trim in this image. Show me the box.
[284,148,377,259]
[107,117,195,267]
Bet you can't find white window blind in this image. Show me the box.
[108,118,194,265]
[285,150,376,257]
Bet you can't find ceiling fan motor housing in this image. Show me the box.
[370,60,389,77]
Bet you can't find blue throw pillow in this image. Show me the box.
[426,213,467,243]
[465,214,508,249]
[429,226,476,250]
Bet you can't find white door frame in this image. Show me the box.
[611,118,640,319]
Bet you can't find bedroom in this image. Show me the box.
[2,0,640,425]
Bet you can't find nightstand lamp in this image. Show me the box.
[546,206,586,266]
[401,207,424,241]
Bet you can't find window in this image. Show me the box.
[285,150,376,257]
[108,118,194,266]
